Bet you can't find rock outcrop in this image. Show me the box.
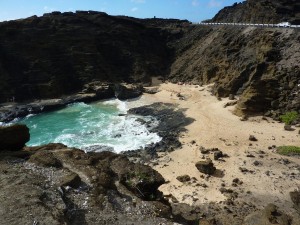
[168,25,300,116]
[114,83,143,100]
[0,5,299,116]
[0,145,179,224]
[0,12,183,102]
[0,124,30,150]
[210,0,300,25]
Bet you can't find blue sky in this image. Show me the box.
[0,0,240,22]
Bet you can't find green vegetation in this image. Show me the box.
[279,111,298,125]
[124,171,151,188]
[277,146,300,156]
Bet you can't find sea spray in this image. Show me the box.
[19,99,161,153]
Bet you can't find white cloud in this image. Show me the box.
[192,0,199,7]
[208,0,223,8]
[131,7,138,12]
[131,0,145,3]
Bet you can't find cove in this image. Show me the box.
[19,99,161,153]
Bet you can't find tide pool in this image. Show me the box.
[18,99,161,153]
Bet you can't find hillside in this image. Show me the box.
[168,25,300,117]
[0,1,299,117]
[211,0,300,24]
[0,11,186,102]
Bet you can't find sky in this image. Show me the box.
[0,0,241,23]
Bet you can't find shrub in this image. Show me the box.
[277,146,300,156]
[279,111,298,125]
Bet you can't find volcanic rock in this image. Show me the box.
[0,12,184,102]
[0,8,299,116]
[195,159,216,175]
[0,145,178,225]
[114,83,143,100]
[113,155,165,200]
[59,172,82,188]
[176,175,191,183]
[210,0,300,25]
[0,124,30,151]
[213,150,224,160]
[249,135,258,141]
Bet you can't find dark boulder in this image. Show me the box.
[249,135,258,141]
[176,175,191,183]
[195,159,216,175]
[214,150,224,160]
[59,172,82,188]
[0,124,30,151]
[112,156,165,200]
[114,83,143,100]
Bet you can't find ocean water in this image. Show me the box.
[18,99,161,153]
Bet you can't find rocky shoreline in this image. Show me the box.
[0,1,300,223]
[1,83,300,224]
[124,102,194,160]
[0,82,143,123]
[0,123,196,225]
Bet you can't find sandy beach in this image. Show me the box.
[134,82,300,216]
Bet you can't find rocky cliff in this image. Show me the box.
[0,1,299,116]
[210,0,300,24]
[168,25,300,117]
[0,11,186,102]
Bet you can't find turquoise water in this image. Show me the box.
[18,99,161,153]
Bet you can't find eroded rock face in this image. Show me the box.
[0,145,175,225]
[0,124,30,150]
[0,12,182,102]
[210,0,300,25]
[168,25,300,116]
[0,8,299,116]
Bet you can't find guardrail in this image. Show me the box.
[198,22,300,29]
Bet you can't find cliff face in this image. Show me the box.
[0,5,299,116]
[168,25,300,116]
[0,12,186,102]
[211,0,300,24]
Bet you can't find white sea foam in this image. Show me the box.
[18,99,162,153]
[26,114,35,118]
[102,98,127,113]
